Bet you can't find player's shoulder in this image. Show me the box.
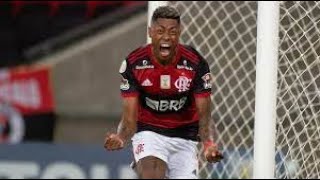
[126,44,150,64]
[178,44,206,65]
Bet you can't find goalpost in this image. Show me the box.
[253,2,279,179]
[148,1,320,179]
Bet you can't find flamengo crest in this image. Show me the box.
[175,76,192,92]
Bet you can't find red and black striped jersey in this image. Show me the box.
[119,44,213,141]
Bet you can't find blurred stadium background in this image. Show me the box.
[0,1,146,178]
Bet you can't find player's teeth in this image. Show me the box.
[161,44,170,47]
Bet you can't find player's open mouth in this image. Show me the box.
[159,43,171,57]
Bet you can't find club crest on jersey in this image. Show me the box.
[175,76,192,92]
[135,60,154,70]
[160,75,171,89]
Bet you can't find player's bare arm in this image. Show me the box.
[196,96,213,142]
[196,96,223,163]
[104,96,138,151]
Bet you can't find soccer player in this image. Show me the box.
[104,5,223,179]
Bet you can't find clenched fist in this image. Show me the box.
[104,133,125,151]
[204,141,224,163]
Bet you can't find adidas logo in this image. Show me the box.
[141,79,153,86]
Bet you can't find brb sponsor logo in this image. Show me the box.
[145,97,188,112]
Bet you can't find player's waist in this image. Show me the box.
[137,121,199,141]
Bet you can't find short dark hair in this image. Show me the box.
[152,6,180,24]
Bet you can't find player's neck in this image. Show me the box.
[157,58,173,66]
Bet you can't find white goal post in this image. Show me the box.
[253,1,279,179]
[148,1,320,179]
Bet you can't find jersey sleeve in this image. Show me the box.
[193,59,213,98]
[119,59,139,97]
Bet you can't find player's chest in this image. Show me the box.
[132,67,196,95]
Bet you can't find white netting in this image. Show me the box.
[168,1,320,179]
[276,1,320,178]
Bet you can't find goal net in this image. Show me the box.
[167,1,320,178]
